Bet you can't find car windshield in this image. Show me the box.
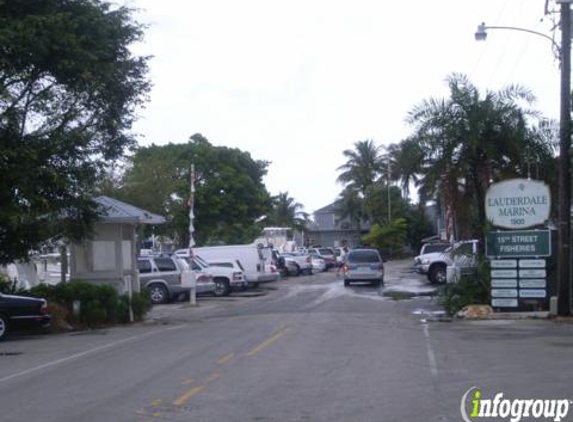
[348,250,381,263]
[422,244,450,254]
[193,254,210,268]
[318,248,331,255]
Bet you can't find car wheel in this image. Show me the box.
[430,265,447,284]
[0,314,8,341]
[213,278,231,297]
[148,284,169,304]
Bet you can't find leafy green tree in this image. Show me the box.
[362,218,408,258]
[265,192,309,232]
[363,183,409,226]
[0,0,150,263]
[118,135,272,246]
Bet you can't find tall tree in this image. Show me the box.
[405,73,554,240]
[0,0,150,263]
[336,139,384,197]
[334,187,366,244]
[118,135,272,246]
[386,137,424,201]
[265,192,308,232]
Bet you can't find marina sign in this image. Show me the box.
[485,179,550,229]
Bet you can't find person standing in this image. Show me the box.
[336,246,349,276]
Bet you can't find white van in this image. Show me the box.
[180,243,279,287]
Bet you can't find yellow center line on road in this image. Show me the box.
[275,323,289,332]
[204,373,222,383]
[217,352,235,365]
[182,378,194,385]
[246,326,291,357]
[173,372,221,407]
[173,385,205,406]
[151,399,163,406]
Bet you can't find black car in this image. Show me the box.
[0,293,52,340]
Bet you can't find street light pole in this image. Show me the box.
[475,6,572,315]
[557,0,572,316]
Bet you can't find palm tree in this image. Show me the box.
[406,73,553,240]
[266,192,308,232]
[386,138,424,201]
[336,139,384,197]
[334,187,365,244]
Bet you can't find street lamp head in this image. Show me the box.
[475,22,488,41]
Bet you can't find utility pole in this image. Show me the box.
[557,0,572,316]
[387,158,392,225]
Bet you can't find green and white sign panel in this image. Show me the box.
[486,230,551,258]
[489,258,547,308]
[485,179,550,229]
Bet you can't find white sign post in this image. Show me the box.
[188,163,197,306]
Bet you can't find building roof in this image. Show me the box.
[314,202,336,214]
[95,196,167,225]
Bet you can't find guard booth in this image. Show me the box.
[70,196,166,295]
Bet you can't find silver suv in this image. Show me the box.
[343,249,385,287]
[137,255,215,304]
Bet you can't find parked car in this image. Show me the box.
[310,256,326,273]
[307,247,337,269]
[137,254,215,304]
[0,293,52,340]
[413,240,479,284]
[418,242,451,256]
[191,254,247,296]
[343,248,385,287]
[279,252,313,276]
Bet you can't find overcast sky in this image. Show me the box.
[128,0,561,214]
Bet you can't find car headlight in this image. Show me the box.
[421,259,431,265]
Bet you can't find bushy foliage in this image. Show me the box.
[117,291,153,323]
[99,134,272,246]
[0,0,150,264]
[441,258,491,315]
[25,281,152,328]
[362,218,408,258]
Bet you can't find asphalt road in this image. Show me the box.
[1,260,573,422]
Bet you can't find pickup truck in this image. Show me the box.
[413,240,478,284]
[190,254,247,296]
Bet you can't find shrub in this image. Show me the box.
[441,257,491,315]
[130,291,153,321]
[46,302,71,332]
[25,281,152,328]
[117,291,153,323]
